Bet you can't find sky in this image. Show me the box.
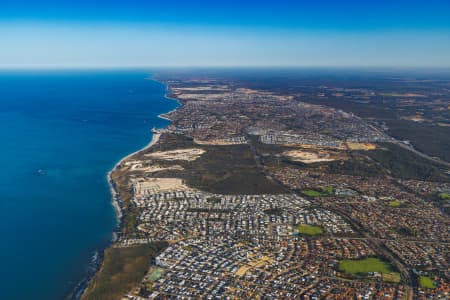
[1,0,449,68]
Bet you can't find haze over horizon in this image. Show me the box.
[1,0,450,68]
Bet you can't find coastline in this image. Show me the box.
[74,78,180,300]
[107,132,161,227]
[108,77,179,229]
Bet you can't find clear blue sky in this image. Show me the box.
[1,0,449,68]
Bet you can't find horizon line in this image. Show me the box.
[1,65,450,71]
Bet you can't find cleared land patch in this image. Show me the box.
[145,148,205,161]
[346,142,377,150]
[283,149,337,164]
[133,178,191,196]
[235,255,275,277]
[382,272,401,283]
[127,162,184,173]
[194,137,246,146]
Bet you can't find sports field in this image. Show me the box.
[339,257,393,274]
[387,200,403,208]
[438,192,450,200]
[295,224,323,236]
[419,276,436,289]
[302,187,334,197]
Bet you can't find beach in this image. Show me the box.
[107,78,180,224]
[107,132,161,223]
[77,78,180,299]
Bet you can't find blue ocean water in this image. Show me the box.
[0,70,178,300]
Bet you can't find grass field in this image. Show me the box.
[382,272,401,283]
[295,224,323,236]
[321,186,334,194]
[339,257,394,275]
[387,200,403,208]
[419,276,436,289]
[438,192,450,200]
[302,187,334,197]
[146,267,165,282]
[82,242,168,300]
[302,190,324,197]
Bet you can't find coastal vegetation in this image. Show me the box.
[110,168,136,235]
[82,242,168,300]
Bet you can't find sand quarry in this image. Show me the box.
[283,142,375,163]
[283,149,342,164]
[345,142,377,150]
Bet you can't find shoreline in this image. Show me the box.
[72,77,180,300]
[107,131,161,226]
[108,77,180,227]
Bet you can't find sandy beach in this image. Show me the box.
[107,78,181,227]
[107,132,161,223]
[76,79,182,300]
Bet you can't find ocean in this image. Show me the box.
[0,70,178,299]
